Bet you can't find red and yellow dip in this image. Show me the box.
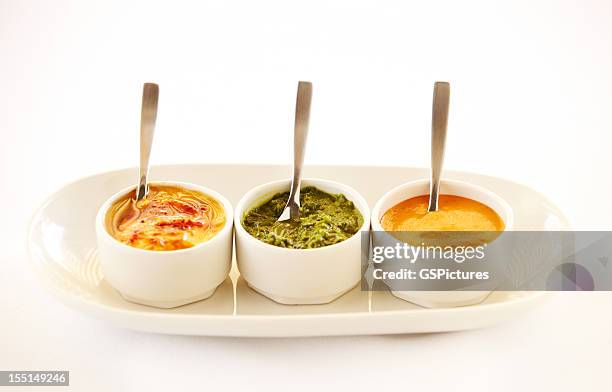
[105,185,226,251]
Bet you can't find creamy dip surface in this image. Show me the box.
[381,195,504,232]
[105,185,226,251]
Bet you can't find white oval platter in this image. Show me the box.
[27,164,569,337]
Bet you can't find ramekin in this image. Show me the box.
[371,178,514,308]
[234,178,370,305]
[95,181,233,308]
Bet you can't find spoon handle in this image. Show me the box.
[136,83,159,200]
[279,81,312,221]
[428,81,450,212]
[289,81,313,213]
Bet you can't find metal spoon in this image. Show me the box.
[277,81,313,222]
[135,83,159,201]
[428,81,450,212]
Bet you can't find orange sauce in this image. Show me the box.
[381,195,504,232]
[105,185,225,251]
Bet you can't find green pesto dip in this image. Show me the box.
[242,186,364,249]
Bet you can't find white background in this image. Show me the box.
[1,0,611,390]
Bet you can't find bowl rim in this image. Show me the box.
[95,180,234,255]
[370,178,514,232]
[234,177,371,253]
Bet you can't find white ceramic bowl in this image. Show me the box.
[95,181,234,309]
[371,179,514,308]
[234,178,370,305]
